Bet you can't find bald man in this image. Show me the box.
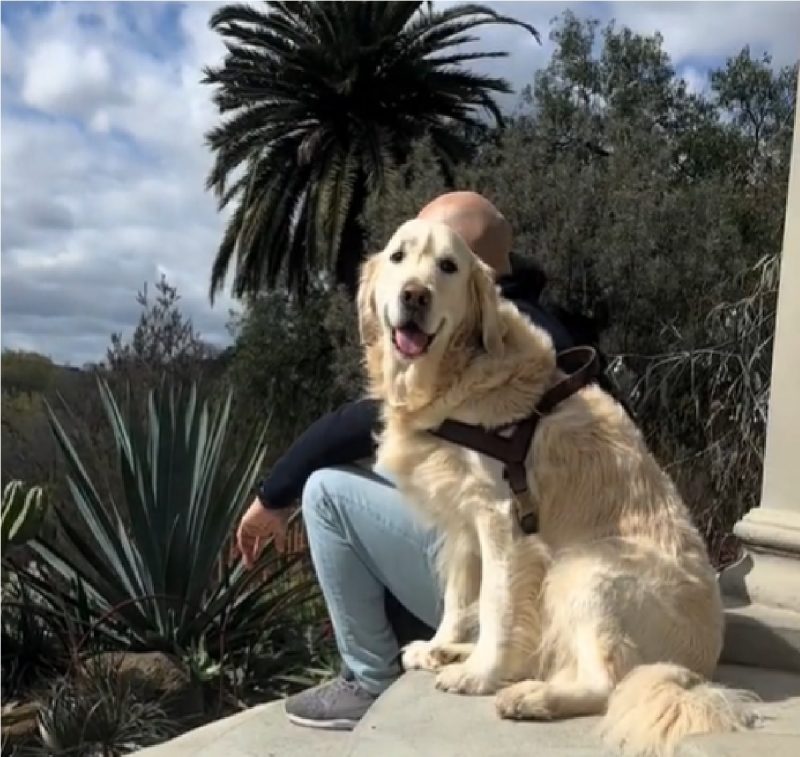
[417,190,514,275]
[236,192,579,730]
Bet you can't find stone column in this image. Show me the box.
[720,73,800,671]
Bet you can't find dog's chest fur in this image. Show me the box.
[376,422,517,530]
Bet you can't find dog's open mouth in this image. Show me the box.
[392,323,434,359]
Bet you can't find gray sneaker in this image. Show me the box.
[284,676,378,730]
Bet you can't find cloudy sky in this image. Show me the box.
[2,1,799,366]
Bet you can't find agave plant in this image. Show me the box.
[2,480,47,551]
[23,378,318,661]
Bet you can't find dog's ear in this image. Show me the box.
[470,260,504,357]
[356,253,381,346]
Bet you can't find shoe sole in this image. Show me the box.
[285,712,358,731]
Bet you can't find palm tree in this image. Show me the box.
[203,1,539,299]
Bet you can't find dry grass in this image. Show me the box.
[624,254,778,565]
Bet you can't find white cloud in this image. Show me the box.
[90,109,111,133]
[1,1,798,366]
[680,65,710,96]
[22,41,123,117]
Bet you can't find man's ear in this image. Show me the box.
[470,260,504,357]
[356,254,381,347]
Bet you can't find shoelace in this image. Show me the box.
[324,677,371,701]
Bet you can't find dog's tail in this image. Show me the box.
[599,663,759,757]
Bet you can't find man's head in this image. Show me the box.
[416,191,513,277]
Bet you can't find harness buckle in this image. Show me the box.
[513,489,539,535]
[505,464,538,535]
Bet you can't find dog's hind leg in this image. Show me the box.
[496,554,639,721]
[495,627,616,719]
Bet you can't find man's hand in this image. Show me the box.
[236,498,291,568]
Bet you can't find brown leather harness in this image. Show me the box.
[429,347,600,535]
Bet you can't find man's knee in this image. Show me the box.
[301,467,355,526]
[301,468,331,521]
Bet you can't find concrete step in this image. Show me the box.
[134,665,800,756]
[347,670,610,757]
[134,700,351,757]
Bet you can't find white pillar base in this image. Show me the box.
[719,507,800,671]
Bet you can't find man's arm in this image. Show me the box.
[257,398,380,510]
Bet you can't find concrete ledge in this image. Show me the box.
[678,665,800,755]
[346,670,610,757]
[134,700,350,757]
[733,508,800,557]
[722,602,800,672]
[679,734,800,757]
[134,665,800,756]
[717,509,800,672]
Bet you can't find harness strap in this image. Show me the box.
[429,346,600,535]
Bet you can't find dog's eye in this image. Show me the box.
[438,258,458,274]
[389,249,404,264]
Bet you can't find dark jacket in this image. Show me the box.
[257,258,592,510]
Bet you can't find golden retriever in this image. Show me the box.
[356,218,757,756]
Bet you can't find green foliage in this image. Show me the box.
[23,378,318,660]
[1,351,57,397]
[225,280,361,461]
[107,276,220,391]
[712,46,797,168]
[322,286,364,402]
[362,136,450,249]
[1,481,47,551]
[1,570,72,702]
[203,0,540,297]
[1,357,93,491]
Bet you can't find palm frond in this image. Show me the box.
[315,141,359,268]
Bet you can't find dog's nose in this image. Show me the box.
[400,283,431,311]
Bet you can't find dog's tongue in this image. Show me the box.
[395,327,428,357]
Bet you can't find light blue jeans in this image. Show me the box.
[301,465,444,694]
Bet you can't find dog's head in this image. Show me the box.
[357,218,505,406]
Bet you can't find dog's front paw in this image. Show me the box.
[495,680,550,720]
[435,661,499,695]
[401,640,445,672]
[402,640,472,672]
